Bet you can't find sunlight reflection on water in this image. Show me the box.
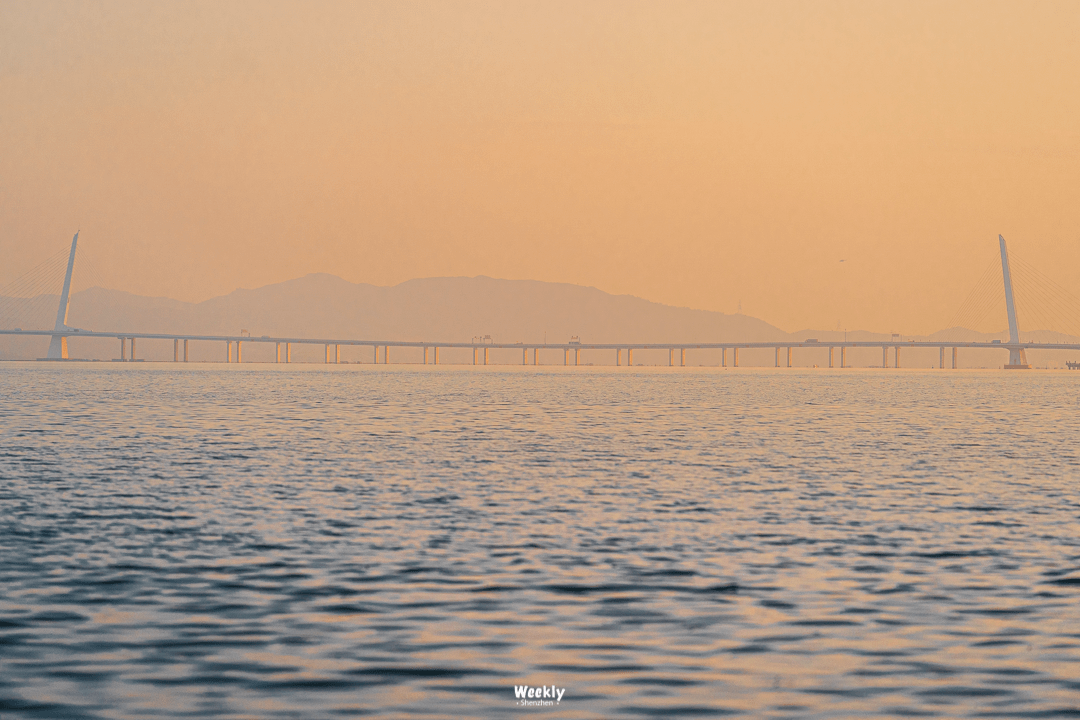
[2,364,1080,719]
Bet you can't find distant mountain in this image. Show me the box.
[2,274,1077,367]
[1,274,784,361]
[68,274,789,344]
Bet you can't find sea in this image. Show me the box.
[2,363,1079,719]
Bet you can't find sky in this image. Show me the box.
[1,0,1078,335]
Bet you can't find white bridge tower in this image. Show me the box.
[999,234,1030,370]
[46,232,79,360]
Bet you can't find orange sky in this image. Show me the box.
[1,0,1078,334]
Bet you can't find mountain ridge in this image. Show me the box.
[2,273,1076,366]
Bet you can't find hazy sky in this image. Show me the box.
[2,0,1078,334]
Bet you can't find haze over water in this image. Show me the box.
[2,364,1080,718]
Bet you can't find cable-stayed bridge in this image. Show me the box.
[2,233,1079,368]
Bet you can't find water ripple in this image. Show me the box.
[1,365,1080,718]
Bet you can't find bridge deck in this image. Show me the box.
[3,329,1079,352]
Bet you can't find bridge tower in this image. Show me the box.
[46,232,79,360]
[999,234,1030,369]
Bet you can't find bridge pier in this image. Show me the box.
[24,332,1061,372]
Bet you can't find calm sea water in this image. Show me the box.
[2,364,1080,719]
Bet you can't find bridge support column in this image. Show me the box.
[575,348,580,366]
[882,346,887,368]
[276,342,281,363]
[628,348,633,366]
[385,346,390,364]
[324,344,330,364]
[532,347,537,365]
[939,346,945,369]
[226,340,231,363]
[174,339,179,362]
[184,339,189,362]
[775,347,780,367]
[484,347,489,365]
[563,348,569,365]
[237,341,243,363]
[47,335,69,360]
[841,346,847,368]
[617,348,622,366]
[435,347,440,364]
[286,342,291,363]
[522,348,527,365]
[787,347,792,367]
[335,344,340,364]
[680,348,686,366]
[952,347,957,369]
[120,337,126,361]
[895,347,901,369]
[828,347,834,368]
[131,338,136,361]
[733,347,739,367]
[669,348,674,367]
[721,347,726,367]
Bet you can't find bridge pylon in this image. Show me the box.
[999,234,1030,369]
[46,232,79,360]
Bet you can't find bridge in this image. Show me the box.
[1,233,1078,368]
